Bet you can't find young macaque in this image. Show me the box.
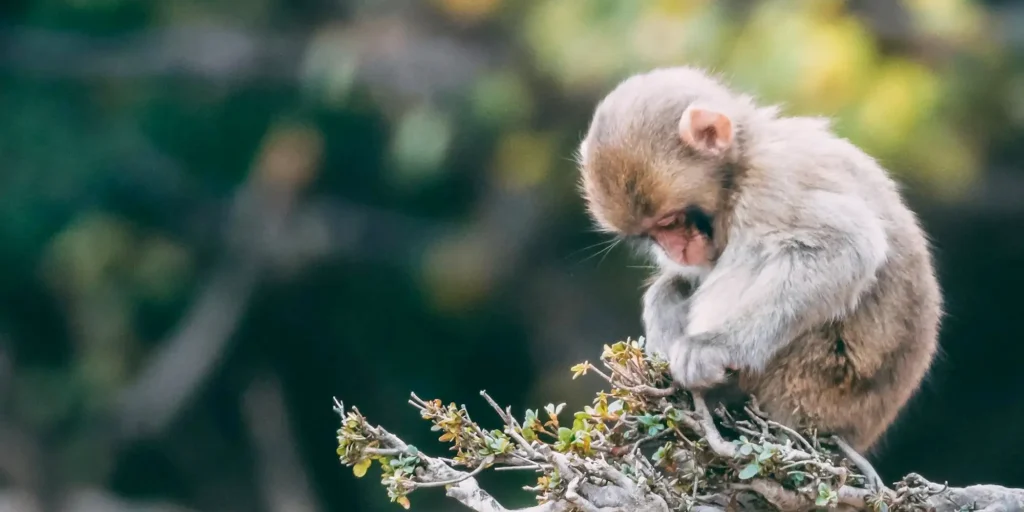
[575,67,942,452]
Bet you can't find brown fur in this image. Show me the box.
[577,67,942,452]
[745,231,942,450]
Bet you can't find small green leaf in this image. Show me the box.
[652,441,674,464]
[815,482,837,507]
[492,438,510,453]
[637,414,659,426]
[738,462,761,480]
[353,458,372,478]
[652,446,667,463]
[557,427,573,443]
[522,427,536,442]
[757,449,774,462]
[739,444,753,456]
[877,502,889,512]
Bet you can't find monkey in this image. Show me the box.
[574,66,942,453]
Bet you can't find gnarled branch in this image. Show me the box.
[334,338,1024,512]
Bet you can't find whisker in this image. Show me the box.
[595,238,623,267]
[577,245,612,264]
[564,238,618,263]
[576,239,619,265]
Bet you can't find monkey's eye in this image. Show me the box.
[655,215,682,230]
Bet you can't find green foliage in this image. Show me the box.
[816,482,838,508]
[334,336,932,510]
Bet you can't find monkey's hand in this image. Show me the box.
[666,335,733,390]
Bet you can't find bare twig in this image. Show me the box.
[833,435,889,493]
[625,384,679,398]
[766,421,815,455]
[691,394,737,458]
[479,391,540,457]
[414,456,494,488]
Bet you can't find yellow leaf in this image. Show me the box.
[397,496,411,509]
[352,458,372,478]
[570,362,590,379]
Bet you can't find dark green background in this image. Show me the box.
[2,1,1024,511]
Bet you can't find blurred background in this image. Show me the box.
[1,0,1024,511]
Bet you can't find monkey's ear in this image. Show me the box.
[678,105,734,156]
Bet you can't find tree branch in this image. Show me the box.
[334,337,1024,511]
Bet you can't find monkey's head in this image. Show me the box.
[575,67,753,272]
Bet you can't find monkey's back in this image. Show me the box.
[737,139,943,453]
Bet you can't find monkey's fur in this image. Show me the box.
[576,67,942,452]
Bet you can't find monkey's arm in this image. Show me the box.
[641,273,695,359]
[686,191,889,374]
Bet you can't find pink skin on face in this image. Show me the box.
[648,214,711,267]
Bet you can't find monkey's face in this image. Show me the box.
[577,103,736,271]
